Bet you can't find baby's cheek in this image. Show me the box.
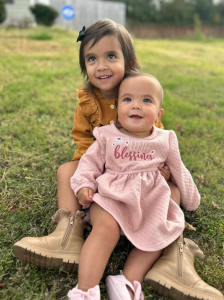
[117,107,126,120]
[145,113,157,125]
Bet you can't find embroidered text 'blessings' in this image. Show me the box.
[114,145,155,161]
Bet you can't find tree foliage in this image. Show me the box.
[107,0,224,26]
[159,0,194,25]
[125,0,160,23]
[0,0,6,24]
[30,4,58,27]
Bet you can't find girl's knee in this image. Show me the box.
[57,161,79,181]
[168,181,180,206]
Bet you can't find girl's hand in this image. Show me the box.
[77,188,94,207]
[158,165,171,181]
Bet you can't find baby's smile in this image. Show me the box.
[129,115,143,120]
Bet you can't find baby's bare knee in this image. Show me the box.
[94,217,120,241]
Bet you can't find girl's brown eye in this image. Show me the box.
[108,54,116,59]
[88,57,96,62]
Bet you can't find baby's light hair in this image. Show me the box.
[78,19,140,91]
[121,71,164,107]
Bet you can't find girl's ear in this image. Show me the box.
[125,59,134,74]
[130,58,135,68]
[125,57,135,74]
[125,66,130,75]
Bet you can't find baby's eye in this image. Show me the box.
[108,54,116,59]
[124,98,131,102]
[88,56,96,62]
[143,98,151,103]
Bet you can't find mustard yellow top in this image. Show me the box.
[71,88,164,161]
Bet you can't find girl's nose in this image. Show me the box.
[97,60,108,71]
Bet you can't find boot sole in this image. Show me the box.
[13,244,78,273]
[144,270,223,300]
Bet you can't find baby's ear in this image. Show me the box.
[158,109,164,120]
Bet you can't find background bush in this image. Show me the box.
[30,4,58,27]
[0,0,6,24]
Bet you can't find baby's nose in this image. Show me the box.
[132,102,141,109]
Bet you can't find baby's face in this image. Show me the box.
[117,75,164,138]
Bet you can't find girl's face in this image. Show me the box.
[118,76,164,138]
[84,35,126,100]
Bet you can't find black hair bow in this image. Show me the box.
[77,26,86,42]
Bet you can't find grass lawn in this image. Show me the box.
[0,26,224,300]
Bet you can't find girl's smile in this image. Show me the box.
[97,75,112,81]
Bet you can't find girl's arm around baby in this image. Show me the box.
[70,127,106,197]
[166,130,200,211]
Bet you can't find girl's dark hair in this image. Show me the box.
[78,18,140,91]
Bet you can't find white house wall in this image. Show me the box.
[4,0,126,29]
[51,0,126,30]
[5,0,34,23]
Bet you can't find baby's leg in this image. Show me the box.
[78,202,120,291]
[123,248,162,299]
[57,160,81,215]
[168,181,180,206]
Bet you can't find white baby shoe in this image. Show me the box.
[67,285,100,300]
[106,274,144,300]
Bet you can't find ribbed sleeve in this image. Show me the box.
[166,131,200,211]
[70,127,106,196]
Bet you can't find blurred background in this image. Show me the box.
[1,0,224,38]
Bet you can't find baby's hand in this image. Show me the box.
[77,188,94,208]
[158,165,171,181]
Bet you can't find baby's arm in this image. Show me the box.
[166,130,200,211]
[70,128,106,198]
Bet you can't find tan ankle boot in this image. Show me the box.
[13,209,86,272]
[144,235,224,300]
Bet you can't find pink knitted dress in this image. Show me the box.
[70,124,200,251]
